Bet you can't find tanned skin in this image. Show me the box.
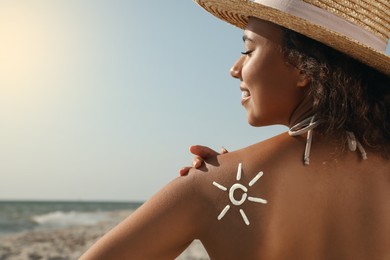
[80,19,390,259]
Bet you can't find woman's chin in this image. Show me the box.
[247,117,263,127]
[246,115,278,127]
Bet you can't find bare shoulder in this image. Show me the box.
[188,132,390,259]
[188,131,307,192]
[185,132,309,258]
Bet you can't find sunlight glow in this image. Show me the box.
[0,7,47,90]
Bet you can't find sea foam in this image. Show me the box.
[32,211,110,228]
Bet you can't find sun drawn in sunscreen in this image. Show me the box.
[213,163,267,226]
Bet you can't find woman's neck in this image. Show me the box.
[289,90,314,127]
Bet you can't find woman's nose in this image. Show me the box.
[230,57,243,79]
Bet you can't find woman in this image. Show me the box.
[81,0,390,259]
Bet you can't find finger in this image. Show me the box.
[189,145,219,158]
[192,156,203,168]
[179,166,192,176]
[220,147,229,154]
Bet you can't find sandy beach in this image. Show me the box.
[0,210,208,260]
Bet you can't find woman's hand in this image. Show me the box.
[179,145,228,176]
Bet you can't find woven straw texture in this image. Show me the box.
[195,0,390,75]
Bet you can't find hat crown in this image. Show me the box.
[301,0,389,41]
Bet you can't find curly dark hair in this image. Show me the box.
[281,29,390,157]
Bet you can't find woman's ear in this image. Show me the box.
[297,72,311,88]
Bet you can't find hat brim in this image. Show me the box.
[195,0,390,76]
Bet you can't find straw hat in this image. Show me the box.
[194,0,390,75]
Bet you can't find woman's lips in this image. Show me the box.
[241,89,251,105]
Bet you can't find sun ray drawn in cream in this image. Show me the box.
[213,163,267,226]
[217,205,230,220]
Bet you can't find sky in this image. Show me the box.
[1,0,294,202]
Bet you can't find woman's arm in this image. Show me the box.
[80,174,206,259]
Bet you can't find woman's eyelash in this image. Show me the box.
[241,50,253,55]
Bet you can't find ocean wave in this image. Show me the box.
[32,211,111,229]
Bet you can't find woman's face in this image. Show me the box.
[231,18,307,127]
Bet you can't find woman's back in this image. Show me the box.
[81,1,389,258]
[191,132,390,259]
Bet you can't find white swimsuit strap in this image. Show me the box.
[288,115,321,136]
[289,115,318,165]
[346,131,368,160]
[288,115,368,165]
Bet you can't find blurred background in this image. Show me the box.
[0,0,287,203]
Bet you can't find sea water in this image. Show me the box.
[0,200,142,236]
